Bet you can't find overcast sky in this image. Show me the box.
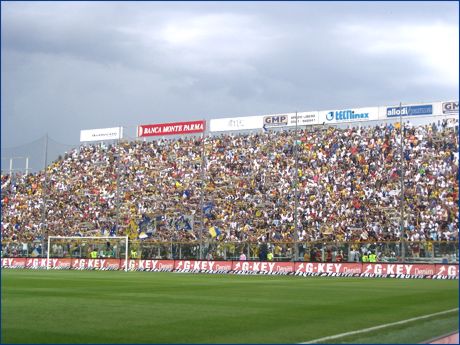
[1,1,459,150]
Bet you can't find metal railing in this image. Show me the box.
[2,240,458,264]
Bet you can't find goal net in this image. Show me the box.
[47,236,129,271]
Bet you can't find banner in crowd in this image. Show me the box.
[319,107,379,124]
[2,258,458,279]
[80,127,123,142]
[137,120,205,137]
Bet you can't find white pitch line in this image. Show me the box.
[300,308,459,344]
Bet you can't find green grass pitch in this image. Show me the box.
[1,269,458,344]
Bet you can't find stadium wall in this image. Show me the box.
[1,258,458,279]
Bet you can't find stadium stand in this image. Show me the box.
[1,120,458,261]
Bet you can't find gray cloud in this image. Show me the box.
[1,1,458,153]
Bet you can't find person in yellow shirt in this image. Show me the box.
[90,249,98,259]
[362,253,369,263]
[369,252,377,263]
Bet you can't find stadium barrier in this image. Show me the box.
[3,240,459,264]
[1,258,458,279]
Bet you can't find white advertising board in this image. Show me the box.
[319,107,379,124]
[210,112,320,132]
[80,127,123,142]
[261,112,320,128]
[209,116,264,132]
[287,112,319,126]
[440,101,458,115]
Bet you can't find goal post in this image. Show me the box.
[47,236,129,271]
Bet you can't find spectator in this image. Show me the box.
[0,121,457,258]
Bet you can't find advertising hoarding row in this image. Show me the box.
[209,112,321,132]
[79,101,456,140]
[2,258,458,279]
[208,101,456,132]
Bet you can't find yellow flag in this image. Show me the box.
[128,220,139,240]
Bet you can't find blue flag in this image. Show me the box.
[203,202,214,218]
[109,225,117,237]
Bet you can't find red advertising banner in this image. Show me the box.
[295,262,362,274]
[232,261,294,273]
[121,259,174,271]
[361,263,437,275]
[26,258,50,269]
[73,258,102,269]
[137,120,205,137]
[434,264,459,277]
[1,258,27,268]
[51,258,72,269]
[175,260,232,271]
[2,259,458,278]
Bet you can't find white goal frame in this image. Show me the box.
[47,236,129,272]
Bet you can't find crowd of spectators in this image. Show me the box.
[1,119,458,251]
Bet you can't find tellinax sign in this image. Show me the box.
[326,110,369,121]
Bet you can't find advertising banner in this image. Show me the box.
[71,258,119,270]
[295,262,362,274]
[232,261,294,273]
[263,114,289,127]
[26,258,51,269]
[361,263,436,276]
[319,107,379,124]
[442,101,459,115]
[2,259,458,279]
[434,264,458,277]
[121,259,175,271]
[174,260,233,271]
[80,127,123,142]
[137,120,205,137]
[209,116,264,132]
[386,104,433,117]
[49,258,72,269]
[262,113,319,129]
[1,257,27,268]
[287,112,319,126]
